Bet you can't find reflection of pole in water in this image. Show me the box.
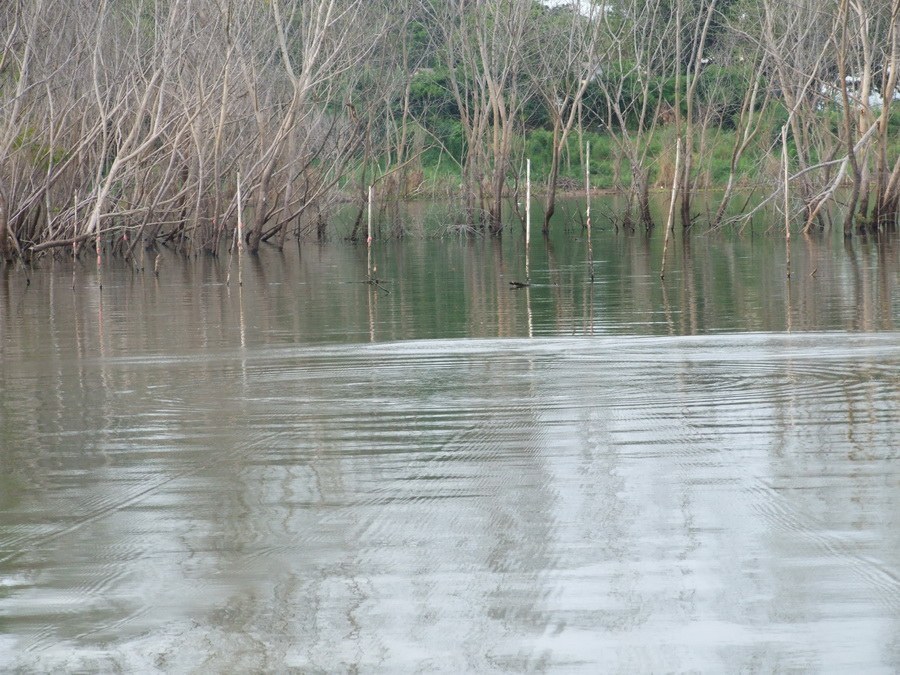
[238,277,246,351]
[661,281,675,335]
[586,226,594,283]
[224,256,247,380]
[587,239,595,283]
[786,274,793,334]
[803,230,819,279]
[525,285,533,338]
[368,285,376,342]
[877,235,894,330]
[581,273,595,335]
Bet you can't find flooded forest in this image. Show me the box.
[4,2,900,672]
[1,0,900,262]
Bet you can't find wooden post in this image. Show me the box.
[525,159,531,249]
[95,192,101,284]
[367,184,373,244]
[782,126,791,279]
[367,184,373,279]
[525,159,531,283]
[236,172,244,286]
[73,192,78,260]
[72,192,78,289]
[585,143,594,282]
[660,139,682,279]
[236,172,244,254]
[585,141,591,231]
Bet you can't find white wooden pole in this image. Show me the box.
[236,172,244,254]
[660,139,682,280]
[783,126,791,279]
[367,184,374,279]
[367,184,373,244]
[236,172,243,286]
[585,141,591,231]
[525,159,531,283]
[525,159,531,249]
[73,192,78,259]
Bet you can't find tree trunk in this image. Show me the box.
[0,189,11,262]
[543,120,562,234]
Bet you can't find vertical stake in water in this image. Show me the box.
[525,158,533,334]
[585,142,594,282]
[95,193,102,289]
[585,141,591,231]
[525,158,531,283]
[367,184,374,279]
[72,192,78,289]
[660,138,682,280]
[234,172,246,348]
[237,171,244,287]
[366,184,375,340]
[782,126,791,279]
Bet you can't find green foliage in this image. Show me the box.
[408,67,458,119]
[11,127,70,172]
[590,61,674,130]
[429,117,466,161]
[697,64,756,129]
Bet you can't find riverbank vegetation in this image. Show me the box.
[1,0,899,263]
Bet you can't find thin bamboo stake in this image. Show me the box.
[525,158,531,283]
[72,192,78,290]
[783,126,791,279]
[237,172,244,286]
[366,181,376,340]
[367,184,373,279]
[236,172,244,253]
[367,184,373,244]
[94,191,102,289]
[525,159,531,248]
[585,141,591,230]
[523,160,532,324]
[660,139,683,280]
[585,143,594,282]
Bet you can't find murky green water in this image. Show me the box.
[2,220,899,671]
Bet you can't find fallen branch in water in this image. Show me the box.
[349,277,391,293]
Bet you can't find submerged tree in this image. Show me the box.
[423,0,534,234]
[593,0,679,230]
[525,0,609,234]
[2,0,900,265]
[0,0,383,260]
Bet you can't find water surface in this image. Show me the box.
[1,224,899,671]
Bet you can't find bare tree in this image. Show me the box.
[525,0,608,234]
[425,0,533,234]
[593,0,677,230]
